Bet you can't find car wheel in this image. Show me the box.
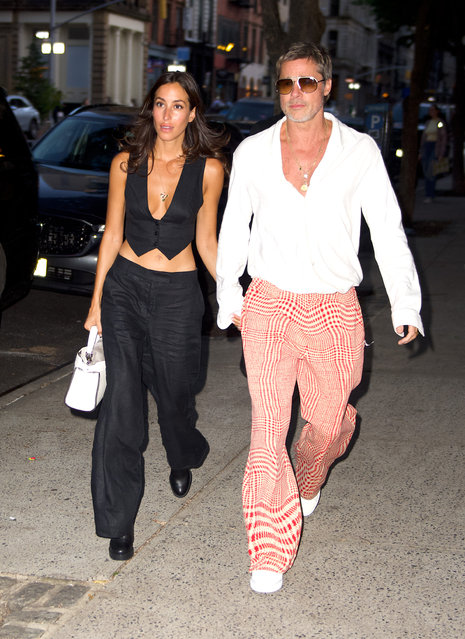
[28,119,39,139]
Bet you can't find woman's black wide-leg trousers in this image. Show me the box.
[91,255,209,538]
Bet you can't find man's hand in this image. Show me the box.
[396,325,419,345]
[232,314,242,331]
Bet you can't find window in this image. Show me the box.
[163,2,172,45]
[9,98,27,108]
[32,117,132,172]
[217,17,240,50]
[175,5,183,43]
[251,28,256,63]
[330,0,340,17]
[68,25,89,40]
[242,23,249,59]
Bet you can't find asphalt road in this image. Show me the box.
[0,281,224,397]
[0,288,91,396]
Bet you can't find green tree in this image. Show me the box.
[14,41,62,121]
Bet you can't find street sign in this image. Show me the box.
[365,103,391,158]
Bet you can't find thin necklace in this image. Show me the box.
[153,153,170,202]
[285,121,328,192]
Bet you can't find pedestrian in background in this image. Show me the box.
[216,42,423,593]
[419,104,447,203]
[84,71,227,561]
[53,103,65,123]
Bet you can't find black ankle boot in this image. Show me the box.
[169,469,192,498]
[109,531,134,561]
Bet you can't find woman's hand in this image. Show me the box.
[84,306,102,336]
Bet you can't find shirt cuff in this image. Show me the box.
[391,311,424,337]
[216,285,244,330]
[217,303,244,330]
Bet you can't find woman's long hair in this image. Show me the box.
[122,71,229,174]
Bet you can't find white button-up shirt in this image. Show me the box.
[216,113,424,335]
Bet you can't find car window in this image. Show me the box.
[32,117,130,171]
[9,98,25,109]
[226,102,274,122]
[392,101,452,128]
[418,105,432,125]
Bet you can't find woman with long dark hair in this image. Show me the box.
[84,71,227,561]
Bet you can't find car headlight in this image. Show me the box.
[34,258,47,277]
[90,224,105,240]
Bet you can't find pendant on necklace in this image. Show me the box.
[301,184,308,192]
[160,192,168,202]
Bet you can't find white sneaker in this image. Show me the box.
[301,490,320,517]
[250,570,283,593]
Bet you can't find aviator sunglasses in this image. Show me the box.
[276,76,326,95]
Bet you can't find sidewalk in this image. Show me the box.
[0,181,464,638]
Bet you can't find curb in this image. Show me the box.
[0,364,74,411]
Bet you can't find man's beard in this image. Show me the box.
[284,102,324,124]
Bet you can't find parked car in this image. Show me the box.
[6,94,41,139]
[0,87,39,311]
[210,97,276,136]
[31,105,243,295]
[392,100,454,132]
[31,104,138,294]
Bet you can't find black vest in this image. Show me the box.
[124,156,206,259]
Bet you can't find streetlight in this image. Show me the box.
[40,42,65,55]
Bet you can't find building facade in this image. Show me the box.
[320,0,379,116]
[213,0,267,103]
[0,1,150,109]
[1,1,454,116]
[147,1,269,108]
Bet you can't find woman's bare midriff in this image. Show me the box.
[119,240,197,272]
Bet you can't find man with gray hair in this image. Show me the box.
[216,42,423,593]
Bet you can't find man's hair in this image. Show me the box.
[276,42,332,80]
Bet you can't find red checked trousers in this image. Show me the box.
[241,278,365,573]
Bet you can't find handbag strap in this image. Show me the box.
[85,326,100,362]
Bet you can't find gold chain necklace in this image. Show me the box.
[285,121,328,192]
[153,153,169,202]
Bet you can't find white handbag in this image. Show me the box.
[65,326,107,411]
